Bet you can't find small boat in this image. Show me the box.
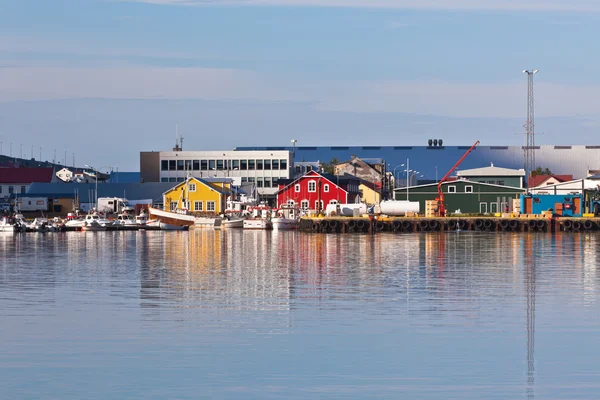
[84,213,113,227]
[0,216,22,232]
[31,217,52,232]
[193,216,222,228]
[243,218,272,230]
[159,221,188,231]
[221,217,244,229]
[114,213,138,227]
[271,206,299,230]
[81,221,107,231]
[148,206,195,228]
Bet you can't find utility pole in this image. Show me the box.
[523,69,539,188]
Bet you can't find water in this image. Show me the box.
[2,230,600,399]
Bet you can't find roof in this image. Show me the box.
[0,168,54,184]
[163,177,232,196]
[27,182,175,203]
[457,164,525,177]
[528,174,573,188]
[393,179,524,192]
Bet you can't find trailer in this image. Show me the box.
[15,197,49,212]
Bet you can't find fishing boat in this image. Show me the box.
[159,221,188,231]
[84,213,113,227]
[0,216,19,232]
[243,204,273,230]
[148,206,196,228]
[271,206,299,230]
[221,217,244,228]
[81,221,107,231]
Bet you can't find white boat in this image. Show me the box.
[271,206,299,230]
[31,218,54,232]
[85,213,113,227]
[114,213,138,226]
[81,221,107,231]
[193,216,222,228]
[221,217,244,228]
[159,221,188,231]
[65,218,86,228]
[148,206,196,228]
[0,216,18,232]
[243,218,273,230]
[135,213,149,226]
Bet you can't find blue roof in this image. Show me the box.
[109,172,140,183]
[27,182,174,203]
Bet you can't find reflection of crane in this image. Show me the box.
[435,141,480,216]
[525,238,537,399]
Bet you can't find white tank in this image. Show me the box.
[379,200,420,216]
[325,203,368,216]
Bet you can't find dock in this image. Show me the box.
[298,217,600,233]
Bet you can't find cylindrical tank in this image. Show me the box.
[325,203,368,216]
[379,200,420,216]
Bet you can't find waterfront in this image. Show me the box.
[2,231,600,399]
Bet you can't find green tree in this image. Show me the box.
[320,157,339,174]
[531,166,552,177]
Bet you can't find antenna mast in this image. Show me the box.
[523,69,539,186]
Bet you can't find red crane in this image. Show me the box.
[436,140,480,217]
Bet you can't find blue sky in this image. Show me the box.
[1,0,600,170]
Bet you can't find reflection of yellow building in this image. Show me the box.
[360,182,381,205]
[162,177,231,215]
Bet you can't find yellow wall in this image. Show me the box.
[360,183,381,205]
[163,178,230,214]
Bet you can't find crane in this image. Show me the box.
[435,140,480,217]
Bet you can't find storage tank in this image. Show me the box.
[325,203,368,216]
[379,200,420,216]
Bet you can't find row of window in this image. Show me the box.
[161,159,288,172]
[0,186,26,195]
[284,199,339,209]
[447,185,473,193]
[160,177,279,187]
[170,201,216,212]
[295,182,331,193]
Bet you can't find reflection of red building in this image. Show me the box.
[276,170,361,210]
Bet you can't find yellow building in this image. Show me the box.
[162,177,232,215]
[360,181,381,205]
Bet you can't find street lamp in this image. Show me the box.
[393,164,405,188]
[85,164,112,211]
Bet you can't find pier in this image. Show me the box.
[298,217,600,233]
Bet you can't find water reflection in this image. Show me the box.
[2,231,600,399]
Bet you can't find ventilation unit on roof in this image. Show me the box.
[428,139,443,147]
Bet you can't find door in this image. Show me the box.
[479,202,488,214]
[490,202,498,213]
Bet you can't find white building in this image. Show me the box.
[140,150,293,197]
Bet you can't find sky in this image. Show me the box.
[1,0,600,171]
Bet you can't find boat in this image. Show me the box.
[31,217,51,232]
[159,221,188,231]
[114,213,138,226]
[243,204,273,230]
[148,206,196,228]
[221,217,244,229]
[193,216,223,228]
[0,216,20,232]
[81,221,107,231]
[271,206,299,230]
[84,213,113,227]
[135,212,149,226]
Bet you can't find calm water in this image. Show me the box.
[2,230,600,399]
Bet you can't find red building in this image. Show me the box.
[276,170,361,210]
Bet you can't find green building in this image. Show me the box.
[456,163,525,188]
[394,180,525,214]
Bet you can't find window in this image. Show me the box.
[184,160,192,170]
[314,200,323,210]
[241,160,248,170]
[177,177,185,182]
[448,186,456,193]
[0,186,3,193]
[217,160,224,170]
[8,186,14,194]
[209,160,216,170]
[301,200,309,209]
[206,201,216,212]
[465,185,473,193]
[169,177,177,182]
[497,180,505,186]
[242,177,248,183]
[20,186,26,194]
[189,183,196,192]
[324,184,329,193]
[170,201,178,211]
[308,180,316,192]
[329,200,338,205]
[193,160,200,170]
[232,160,239,170]
[256,179,263,188]
[194,201,203,211]
[177,160,184,171]
[201,160,208,171]
[280,159,287,170]
[272,160,280,170]
[248,159,255,170]
[161,160,169,171]
[264,160,271,170]
[169,160,176,170]
[264,178,271,188]
[295,184,301,192]
[295,166,302,174]
[257,159,263,170]
[287,200,295,206]
[306,166,312,172]
[248,177,255,183]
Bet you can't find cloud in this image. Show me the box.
[117,0,600,12]
[1,65,600,120]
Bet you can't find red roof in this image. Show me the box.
[0,168,54,184]
[528,174,573,188]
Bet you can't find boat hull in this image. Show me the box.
[149,206,195,227]
[243,219,273,230]
[271,218,298,230]
[159,222,188,231]
[221,218,244,228]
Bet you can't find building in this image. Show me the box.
[162,177,232,214]
[334,157,383,184]
[393,180,524,214]
[359,180,381,205]
[275,170,361,211]
[528,174,573,188]
[456,163,526,188]
[293,161,320,178]
[237,144,600,182]
[0,168,54,201]
[140,150,292,200]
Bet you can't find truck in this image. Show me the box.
[15,197,49,212]
[97,197,134,215]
